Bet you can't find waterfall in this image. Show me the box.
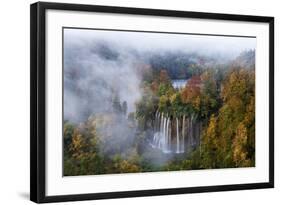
[176,117,180,153]
[167,118,172,152]
[190,115,193,146]
[158,112,161,131]
[152,111,201,154]
[154,111,157,132]
[160,113,163,136]
[157,113,163,149]
[163,116,166,149]
[166,118,170,152]
[181,115,185,152]
[152,112,169,151]
[157,112,161,132]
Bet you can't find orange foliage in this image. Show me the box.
[181,75,202,104]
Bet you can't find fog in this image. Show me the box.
[65,28,256,60]
[64,31,142,122]
[64,28,255,124]
[63,28,256,168]
[64,28,256,165]
[64,29,256,122]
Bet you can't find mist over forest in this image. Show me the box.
[64,29,255,123]
[63,29,256,176]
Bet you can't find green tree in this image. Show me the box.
[199,68,255,168]
[201,114,220,168]
[63,121,105,176]
[199,70,220,119]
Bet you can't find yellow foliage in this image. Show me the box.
[71,132,83,152]
[204,114,218,147]
[193,96,201,111]
[170,93,178,104]
[119,160,140,173]
[232,123,249,166]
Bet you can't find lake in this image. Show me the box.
[171,79,188,89]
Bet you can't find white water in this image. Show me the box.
[166,118,170,151]
[151,111,200,154]
[172,79,188,89]
[181,115,185,153]
[152,112,184,154]
[176,118,180,153]
[152,112,172,153]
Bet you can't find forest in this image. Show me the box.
[63,29,255,176]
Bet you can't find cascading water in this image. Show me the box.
[176,117,180,153]
[181,115,185,153]
[152,112,171,153]
[165,118,170,152]
[151,111,200,154]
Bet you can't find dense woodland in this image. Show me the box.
[64,49,255,176]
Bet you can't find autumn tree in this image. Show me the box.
[232,123,250,167]
[181,75,202,113]
[135,84,158,130]
[199,70,220,119]
[63,121,105,176]
[199,67,255,169]
[200,114,220,168]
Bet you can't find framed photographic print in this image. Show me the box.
[30,2,274,203]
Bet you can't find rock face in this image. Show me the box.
[152,111,202,154]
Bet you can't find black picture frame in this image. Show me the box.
[30,2,274,203]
